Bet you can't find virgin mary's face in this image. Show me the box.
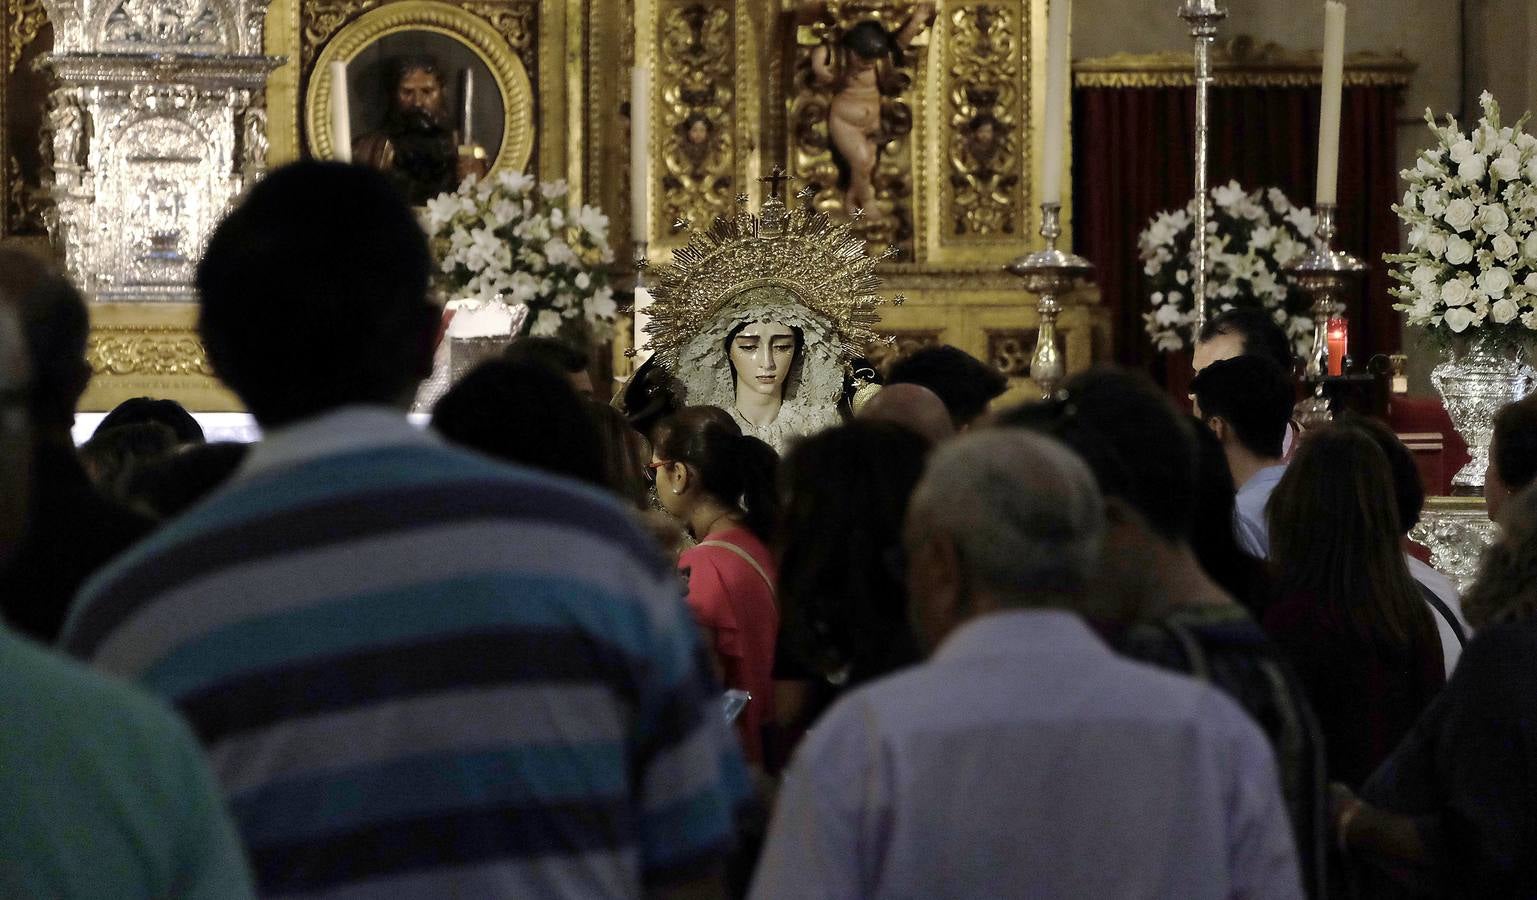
[729,321,797,399]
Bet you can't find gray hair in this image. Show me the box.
[908,429,1105,608]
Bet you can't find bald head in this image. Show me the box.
[905,430,1105,649]
[858,382,955,445]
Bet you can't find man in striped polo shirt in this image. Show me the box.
[63,162,745,898]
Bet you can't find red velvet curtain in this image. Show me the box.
[1073,82,1406,387]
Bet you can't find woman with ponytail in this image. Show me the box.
[650,406,781,763]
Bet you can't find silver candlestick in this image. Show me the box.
[1007,203,1093,399]
[1285,204,1366,379]
[1179,0,1227,328]
[1282,204,1366,424]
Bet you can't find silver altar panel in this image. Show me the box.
[37,0,279,303]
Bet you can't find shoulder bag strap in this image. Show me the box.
[696,540,777,610]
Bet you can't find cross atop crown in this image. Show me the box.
[758,166,793,200]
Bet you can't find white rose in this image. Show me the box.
[1494,233,1519,259]
[1444,307,1478,332]
[530,309,564,337]
[1480,205,1511,234]
[1411,265,1440,289]
[1212,181,1247,208]
[1445,236,1475,265]
[1442,278,1473,307]
[1450,139,1477,164]
[584,286,618,321]
[1492,155,1521,182]
[1251,226,1278,249]
[1480,267,1514,298]
[1426,233,1449,258]
[1459,155,1488,182]
[1421,189,1446,216]
[1492,298,1520,323]
[1444,198,1477,232]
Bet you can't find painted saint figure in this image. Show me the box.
[810,3,936,217]
[353,56,489,206]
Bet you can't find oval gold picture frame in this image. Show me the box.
[305,0,534,174]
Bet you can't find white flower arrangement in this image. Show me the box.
[1389,92,1537,342]
[1140,181,1318,355]
[424,170,618,340]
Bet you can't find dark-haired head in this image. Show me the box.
[432,358,605,487]
[842,19,902,65]
[1190,355,1293,459]
[0,249,90,433]
[505,336,593,395]
[1194,306,1295,375]
[586,399,652,509]
[651,406,780,540]
[1346,414,1424,535]
[999,367,1199,545]
[1268,423,1437,649]
[124,441,248,520]
[96,397,205,445]
[79,421,180,502]
[886,345,1007,429]
[777,421,926,684]
[196,162,438,428]
[1489,394,1537,522]
[1187,416,1269,611]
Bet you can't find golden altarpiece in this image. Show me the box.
[0,0,1100,409]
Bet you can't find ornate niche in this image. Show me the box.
[639,0,766,253]
[788,0,930,258]
[37,0,278,302]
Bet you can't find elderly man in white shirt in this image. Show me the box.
[750,430,1302,900]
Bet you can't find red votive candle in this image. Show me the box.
[1326,317,1348,376]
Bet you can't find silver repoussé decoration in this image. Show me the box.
[1178,0,1227,328]
[1431,334,1537,494]
[1006,203,1092,399]
[36,0,279,302]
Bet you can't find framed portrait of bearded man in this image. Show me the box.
[306,1,535,204]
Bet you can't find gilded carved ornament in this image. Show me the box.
[6,0,49,72]
[656,1,737,239]
[87,327,215,377]
[1074,40,1415,89]
[945,3,1023,238]
[790,1,927,256]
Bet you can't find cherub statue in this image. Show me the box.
[809,2,936,217]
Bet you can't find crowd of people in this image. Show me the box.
[1,161,1534,898]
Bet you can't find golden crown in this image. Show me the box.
[639,177,903,374]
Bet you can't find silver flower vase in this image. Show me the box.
[1431,333,1537,493]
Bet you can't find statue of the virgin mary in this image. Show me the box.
[626,189,899,453]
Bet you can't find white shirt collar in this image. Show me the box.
[934,608,1108,665]
[236,405,440,481]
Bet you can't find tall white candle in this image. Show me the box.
[460,69,475,145]
[1315,1,1347,205]
[633,284,653,364]
[329,60,352,162]
[631,66,651,241]
[1039,0,1070,206]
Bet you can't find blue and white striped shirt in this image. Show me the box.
[64,407,746,898]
